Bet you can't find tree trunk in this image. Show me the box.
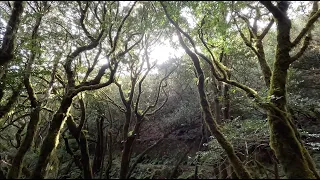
[100,126,108,179]
[119,116,144,179]
[222,56,231,122]
[198,58,251,178]
[0,86,21,119]
[174,30,251,179]
[222,82,231,121]
[0,1,25,68]
[92,116,104,174]
[105,102,114,179]
[230,166,239,179]
[66,116,93,179]
[7,5,44,177]
[119,135,136,179]
[211,78,222,124]
[123,111,131,141]
[213,164,220,178]
[255,40,272,87]
[31,96,73,179]
[7,106,41,179]
[268,65,314,178]
[105,131,113,179]
[194,135,204,179]
[266,5,316,178]
[79,131,93,179]
[62,135,83,171]
[119,110,133,179]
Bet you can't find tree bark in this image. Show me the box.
[268,66,314,178]
[160,3,251,176]
[7,8,45,177]
[219,159,228,179]
[174,29,252,178]
[66,115,93,179]
[0,1,25,67]
[92,116,104,174]
[104,102,114,179]
[7,106,41,179]
[260,1,319,178]
[79,131,93,179]
[211,78,222,124]
[31,96,73,179]
[62,135,83,171]
[255,40,272,87]
[222,82,231,121]
[119,134,136,179]
[104,131,113,179]
[0,2,38,119]
[122,111,132,141]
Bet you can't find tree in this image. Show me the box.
[161,2,252,178]
[7,2,50,178]
[259,1,320,178]
[0,1,25,119]
[30,1,143,178]
[112,35,174,178]
[1,1,320,179]
[233,2,273,88]
[161,1,320,178]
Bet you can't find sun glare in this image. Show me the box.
[149,37,185,65]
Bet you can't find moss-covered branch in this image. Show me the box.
[161,2,252,178]
[7,4,48,177]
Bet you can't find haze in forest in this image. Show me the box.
[0,1,320,179]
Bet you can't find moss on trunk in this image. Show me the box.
[268,111,314,178]
[268,59,315,179]
[173,29,252,179]
[263,2,320,177]
[287,113,320,178]
[31,97,73,179]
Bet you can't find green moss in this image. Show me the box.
[268,110,315,178]
[267,61,318,178]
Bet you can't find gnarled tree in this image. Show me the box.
[161,1,320,179]
[112,38,173,178]
[31,1,143,178]
[7,2,50,178]
[0,1,25,119]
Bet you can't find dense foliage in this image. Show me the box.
[0,1,319,179]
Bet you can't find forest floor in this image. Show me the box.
[124,110,320,179]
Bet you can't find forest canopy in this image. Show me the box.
[0,1,320,179]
